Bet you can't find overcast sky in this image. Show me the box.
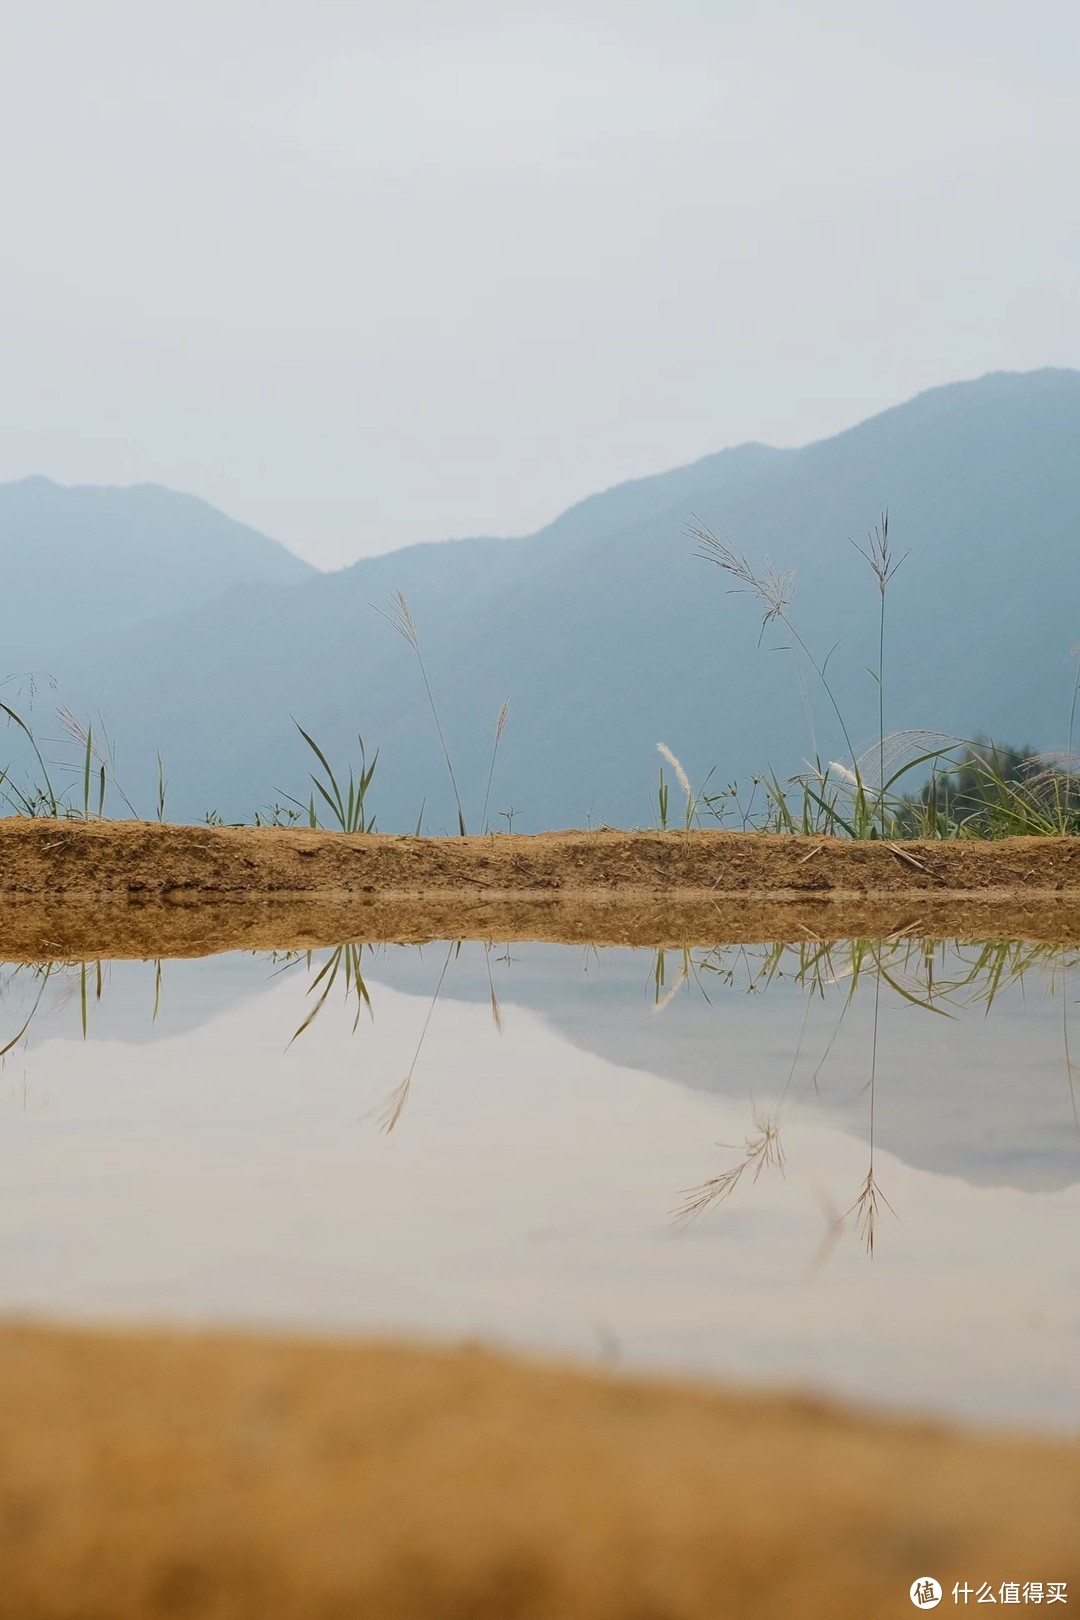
[2,1,1077,569]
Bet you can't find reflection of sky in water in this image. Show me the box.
[1,942,1079,1432]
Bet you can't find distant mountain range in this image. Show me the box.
[1,476,315,647]
[5,368,1080,830]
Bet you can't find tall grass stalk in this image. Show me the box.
[852,511,907,835]
[375,591,467,835]
[656,742,698,831]
[693,523,963,838]
[692,523,865,801]
[480,699,511,833]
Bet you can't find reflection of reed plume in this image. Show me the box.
[374,1076,411,1134]
[653,946,710,1011]
[674,1115,785,1222]
[1059,948,1080,1133]
[841,1167,896,1258]
[370,941,455,1135]
[844,975,895,1256]
[652,948,688,1012]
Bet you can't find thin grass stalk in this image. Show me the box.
[374,592,467,835]
[480,700,511,833]
[693,527,865,801]
[852,512,907,834]
[82,725,93,820]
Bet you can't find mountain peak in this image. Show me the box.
[1,477,316,648]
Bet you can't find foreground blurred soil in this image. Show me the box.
[1,1324,1077,1620]
[3,821,1080,956]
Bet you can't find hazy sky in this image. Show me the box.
[2,1,1077,568]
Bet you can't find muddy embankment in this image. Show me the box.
[3,820,1080,956]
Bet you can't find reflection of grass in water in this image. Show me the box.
[79,959,105,1039]
[0,958,136,1055]
[694,936,931,1253]
[4,934,1078,1243]
[0,962,58,1060]
[692,932,1080,1017]
[839,975,895,1257]
[285,944,373,1046]
[277,938,1080,1175]
[282,940,505,1132]
[842,1167,897,1257]
[674,1115,785,1222]
[677,935,930,1248]
[371,942,456,1133]
[674,934,1080,1255]
[1060,950,1080,1130]
[651,945,715,1010]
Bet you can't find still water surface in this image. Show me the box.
[2,939,1078,1430]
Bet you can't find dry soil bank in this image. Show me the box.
[3,820,1080,955]
[1,1323,1078,1620]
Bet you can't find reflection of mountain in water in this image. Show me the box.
[3,940,1079,1196]
[0,954,274,1053]
[359,942,1080,1197]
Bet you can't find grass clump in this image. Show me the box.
[1,700,143,822]
[693,513,1079,840]
[895,739,1080,837]
[279,724,378,834]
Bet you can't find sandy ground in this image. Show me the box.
[3,820,1080,956]
[1,1323,1077,1620]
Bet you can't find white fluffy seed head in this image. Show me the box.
[657,743,692,798]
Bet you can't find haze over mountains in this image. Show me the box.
[5,368,1080,830]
